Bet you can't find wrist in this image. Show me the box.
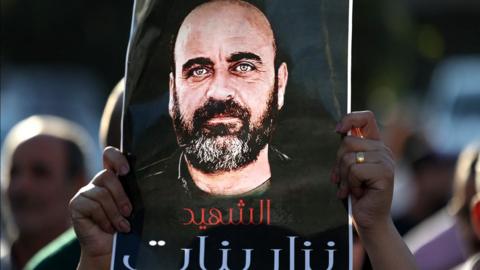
[355,216,401,257]
[355,217,418,270]
[355,215,394,240]
[77,252,111,270]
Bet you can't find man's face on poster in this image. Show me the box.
[169,1,288,173]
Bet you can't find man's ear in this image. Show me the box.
[168,72,175,118]
[470,194,480,240]
[276,62,288,110]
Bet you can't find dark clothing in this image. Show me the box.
[24,228,80,270]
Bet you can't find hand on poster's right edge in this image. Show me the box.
[69,147,131,270]
[334,111,418,270]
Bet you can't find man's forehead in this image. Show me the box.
[13,136,66,160]
[174,1,275,59]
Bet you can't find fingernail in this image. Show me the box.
[119,219,131,232]
[122,204,132,216]
[120,165,130,176]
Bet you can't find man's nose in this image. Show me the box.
[206,70,236,100]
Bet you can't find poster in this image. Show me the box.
[113,0,352,268]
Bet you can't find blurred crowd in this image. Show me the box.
[1,0,479,269]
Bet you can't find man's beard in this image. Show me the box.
[172,85,279,174]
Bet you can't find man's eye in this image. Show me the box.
[10,166,18,179]
[234,63,255,72]
[191,68,208,77]
[32,163,51,178]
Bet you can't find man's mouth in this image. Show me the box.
[200,114,245,135]
[205,115,243,126]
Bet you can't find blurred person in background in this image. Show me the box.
[452,150,480,269]
[0,115,93,270]
[392,56,480,270]
[394,133,456,235]
[404,142,480,270]
[24,79,124,270]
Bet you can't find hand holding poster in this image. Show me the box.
[112,0,352,269]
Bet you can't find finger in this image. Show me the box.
[336,136,388,163]
[81,186,131,233]
[92,169,132,217]
[336,111,381,140]
[348,163,394,197]
[82,187,130,232]
[103,146,129,175]
[335,161,350,199]
[71,194,116,234]
[330,166,340,184]
[338,151,383,187]
[336,172,350,199]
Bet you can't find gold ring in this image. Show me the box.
[355,152,365,164]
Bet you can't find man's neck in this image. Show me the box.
[186,145,271,196]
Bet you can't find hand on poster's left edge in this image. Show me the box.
[69,146,132,270]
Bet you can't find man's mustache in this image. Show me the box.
[192,99,250,128]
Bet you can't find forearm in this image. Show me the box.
[77,252,111,270]
[357,218,418,270]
